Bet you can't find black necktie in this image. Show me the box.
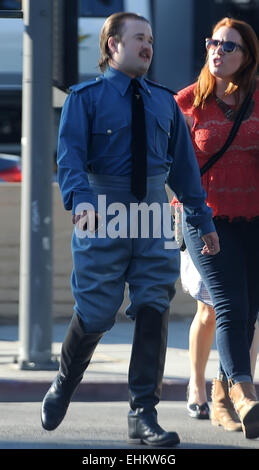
[131,78,147,201]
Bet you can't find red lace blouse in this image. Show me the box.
[175,82,259,221]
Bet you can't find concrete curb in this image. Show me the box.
[1,378,259,403]
[0,377,188,402]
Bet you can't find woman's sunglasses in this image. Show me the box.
[206,38,245,54]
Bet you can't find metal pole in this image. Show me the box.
[18,0,58,370]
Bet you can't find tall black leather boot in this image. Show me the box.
[41,313,103,431]
[128,306,180,447]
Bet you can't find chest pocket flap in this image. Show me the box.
[92,118,128,135]
[90,117,130,157]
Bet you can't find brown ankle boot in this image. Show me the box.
[229,381,259,439]
[211,378,242,432]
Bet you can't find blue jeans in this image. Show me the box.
[183,216,259,384]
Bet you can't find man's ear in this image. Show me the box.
[107,36,119,55]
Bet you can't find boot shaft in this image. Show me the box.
[60,313,103,377]
[211,378,242,431]
[229,382,258,418]
[128,307,169,411]
[211,378,231,407]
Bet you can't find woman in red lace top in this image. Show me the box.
[178,83,259,220]
[176,17,259,439]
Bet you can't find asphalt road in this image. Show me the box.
[0,401,259,450]
[1,319,259,467]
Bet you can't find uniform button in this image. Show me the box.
[107,129,112,134]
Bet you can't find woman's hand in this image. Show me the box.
[201,232,220,255]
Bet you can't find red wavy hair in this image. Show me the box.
[194,17,259,108]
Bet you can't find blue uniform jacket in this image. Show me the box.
[57,67,215,237]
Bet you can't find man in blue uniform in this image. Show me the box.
[41,12,219,446]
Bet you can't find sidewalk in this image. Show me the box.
[0,317,259,402]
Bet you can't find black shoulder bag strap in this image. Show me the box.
[200,90,253,176]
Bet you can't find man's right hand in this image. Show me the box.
[72,210,100,232]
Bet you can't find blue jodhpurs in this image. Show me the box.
[183,216,259,384]
[70,174,180,333]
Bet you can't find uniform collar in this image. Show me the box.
[104,67,151,97]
